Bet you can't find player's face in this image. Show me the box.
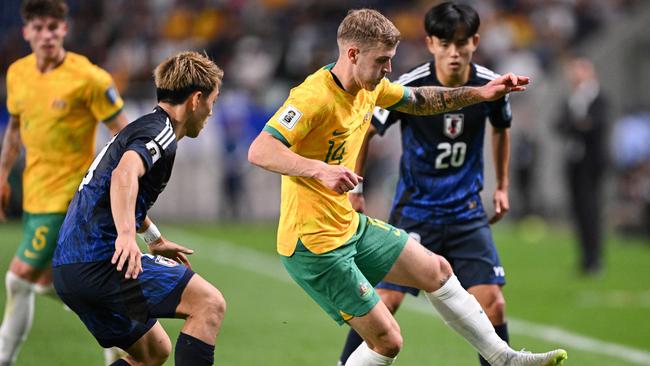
[427,34,479,80]
[187,88,219,138]
[353,43,396,91]
[23,16,67,62]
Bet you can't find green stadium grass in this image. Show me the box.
[0,219,648,365]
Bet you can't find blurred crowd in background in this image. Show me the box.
[0,0,649,238]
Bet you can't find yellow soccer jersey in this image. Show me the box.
[6,52,124,213]
[264,64,409,256]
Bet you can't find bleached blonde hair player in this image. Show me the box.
[249,9,567,366]
[51,51,225,366]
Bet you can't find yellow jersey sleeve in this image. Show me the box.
[6,63,20,116]
[84,65,124,122]
[375,78,410,110]
[263,90,323,147]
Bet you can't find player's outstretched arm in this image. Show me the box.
[0,115,22,222]
[110,150,147,279]
[395,73,530,116]
[248,131,363,194]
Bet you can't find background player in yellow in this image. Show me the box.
[0,1,128,365]
[249,8,567,366]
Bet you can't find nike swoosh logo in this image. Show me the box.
[332,130,346,136]
[24,249,37,258]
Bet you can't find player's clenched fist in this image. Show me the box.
[315,163,364,194]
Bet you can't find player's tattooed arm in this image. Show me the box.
[395,86,482,115]
[395,72,530,116]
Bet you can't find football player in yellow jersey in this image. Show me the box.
[249,9,567,366]
[0,1,128,365]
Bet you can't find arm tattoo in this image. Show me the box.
[396,86,482,115]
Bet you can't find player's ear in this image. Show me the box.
[22,24,30,42]
[347,47,359,64]
[471,34,480,49]
[425,35,435,54]
[60,20,68,37]
[189,91,202,111]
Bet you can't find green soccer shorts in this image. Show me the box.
[280,213,408,324]
[16,212,66,269]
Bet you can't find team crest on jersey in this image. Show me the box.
[51,99,67,110]
[154,255,179,267]
[277,105,302,130]
[443,113,464,139]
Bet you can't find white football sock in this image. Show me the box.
[0,271,35,365]
[345,342,395,366]
[425,275,509,364]
[33,283,60,302]
[104,347,127,366]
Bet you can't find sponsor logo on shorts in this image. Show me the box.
[359,281,372,300]
[154,255,179,267]
[493,266,505,277]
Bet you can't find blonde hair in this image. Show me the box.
[154,51,224,105]
[337,9,400,49]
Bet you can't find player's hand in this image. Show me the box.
[489,189,510,224]
[0,180,11,222]
[112,234,143,279]
[479,73,530,101]
[349,192,365,213]
[147,237,194,269]
[316,164,363,195]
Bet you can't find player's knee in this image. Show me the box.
[421,255,454,293]
[201,287,227,328]
[374,328,403,357]
[154,338,172,365]
[482,294,506,324]
[134,338,171,366]
[9,259,41,283]
[437,256,453,277]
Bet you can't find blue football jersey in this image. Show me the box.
[373,62,512,225]
[53,107,177,266]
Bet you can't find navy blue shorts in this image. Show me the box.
[53,254,194,349]
[376,216,505,296]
